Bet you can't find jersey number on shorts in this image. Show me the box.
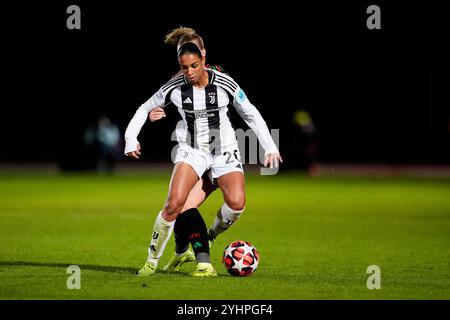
[223,150,240,164]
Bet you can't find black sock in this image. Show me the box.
[175,208,210,263]
[174,212,190,255]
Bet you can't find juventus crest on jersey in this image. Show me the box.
[154,70,242,155]
[124,69,279,157]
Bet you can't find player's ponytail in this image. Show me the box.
[164,27,205,50]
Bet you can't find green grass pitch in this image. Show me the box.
[0,170,449,299]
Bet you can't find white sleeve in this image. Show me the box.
[232,87,279,155]
[123,88,166,155]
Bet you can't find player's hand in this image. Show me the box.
[126,143,141,159]
[264,153,283,169]
[149,108,166,122]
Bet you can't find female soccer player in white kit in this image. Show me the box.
[125,30,282,277]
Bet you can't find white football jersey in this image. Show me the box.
[124,69,278,156]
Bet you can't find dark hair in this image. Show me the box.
[177,42,202,59]
[164,27,205,51]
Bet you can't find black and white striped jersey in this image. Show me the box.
[124,69,279,156]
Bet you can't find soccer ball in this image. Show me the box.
[222,240,259,276]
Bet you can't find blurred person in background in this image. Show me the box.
[84,115,121,173]
[286,109,319,174]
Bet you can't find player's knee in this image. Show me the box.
[226,195,246,212]
[164,196,186,217]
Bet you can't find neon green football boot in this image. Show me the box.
[191,262,217,277]
[134,262,157,276]
[207,229,215,248]
[163,249,196,272]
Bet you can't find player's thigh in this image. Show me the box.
[181,175,217,212]
[216,171,246,210]
[165,162,200,210]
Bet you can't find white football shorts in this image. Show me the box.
[173,143,244,184]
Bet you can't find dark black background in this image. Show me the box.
[2,1,448,168]
[2,300,449,318]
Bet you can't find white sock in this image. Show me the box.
[208,203,244,239]
[146,211,174,266]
